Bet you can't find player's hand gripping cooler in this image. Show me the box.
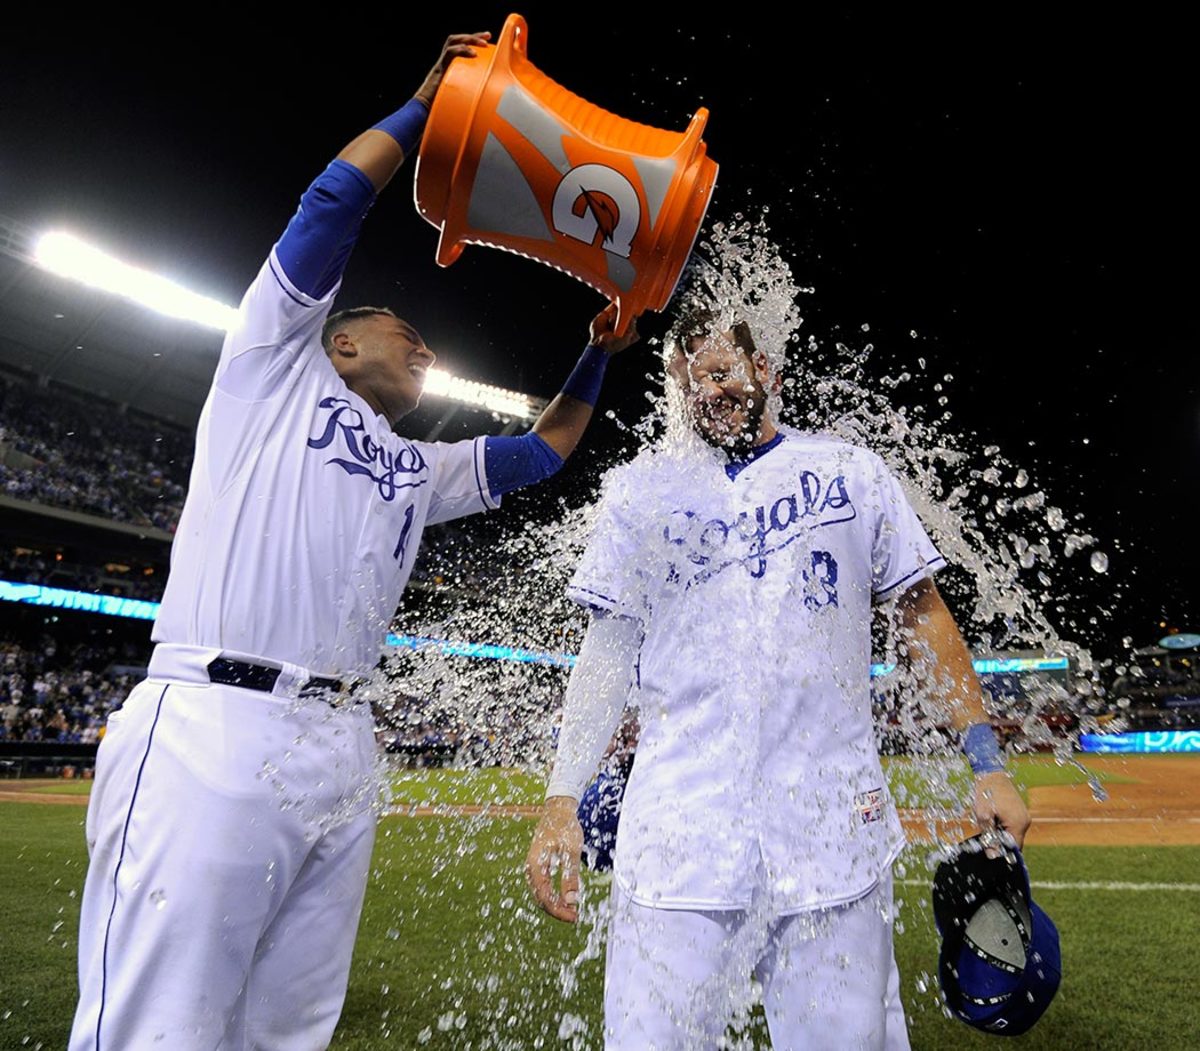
[414,12,717,336]
[933,834,1062,1036]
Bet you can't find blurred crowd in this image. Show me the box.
[0,373,190,531]
[0,630,538,766]
[0,635,141,744]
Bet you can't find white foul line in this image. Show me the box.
[1030,816,1200,823]
[901,813,1200,824]
[898,879,1200,893]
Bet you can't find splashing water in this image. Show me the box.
[358,214,1125,1039]
[380,215,1117,781]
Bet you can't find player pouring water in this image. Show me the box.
[68,30,642,1051]
[526,228,1031,1049]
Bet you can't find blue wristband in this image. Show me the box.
[371,98,430,158]
[561,344,609,407]
[964,722,1006,775]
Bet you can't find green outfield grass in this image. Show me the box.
[12,754,1138,810]
[22,781,94,796]
[2,780,1198,1050]
[389,766,545,809]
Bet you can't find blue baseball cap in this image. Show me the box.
[932,834,1061,1035]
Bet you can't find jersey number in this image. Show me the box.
[802,550,839,610]
[393,505,415,562]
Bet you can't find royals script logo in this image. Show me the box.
[306,397,428,501]
[662,468,856,598]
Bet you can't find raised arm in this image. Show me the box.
[276,31,493,299]
[335,31,491,191]
[481,304,641,502]
[531,305,641,458]
[216,32,492,403]
[526,611,642,923]
[893,576,1032,847]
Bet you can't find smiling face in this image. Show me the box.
[667,323,776,457]
[323,310,436,426]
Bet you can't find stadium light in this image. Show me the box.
[420,369,537,419]
[34,231,240,331]
[33,229,541,421]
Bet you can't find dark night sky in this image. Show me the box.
[0,8,1194,651]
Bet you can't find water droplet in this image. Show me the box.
[1014,469,1029,489]
[1090,551,1109,573]
[150,889,167,910]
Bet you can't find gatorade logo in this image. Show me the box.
[552,164,641,258]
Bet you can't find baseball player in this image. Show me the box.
[526,308,1030,1049]
[69,31,640,1051]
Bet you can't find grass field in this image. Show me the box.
[1,759,1197,1050]
[389,754,1132,813]
[22,781,94,796]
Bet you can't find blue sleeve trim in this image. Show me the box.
[472,436,498,510]
[561,344,609,406]
[874,555,947,599]
[274,159,377,299]
[483,432,565,500]
[267,255,312,309]
[965,721,1006,774]
[372,98,431,158]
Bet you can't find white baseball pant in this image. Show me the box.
[604,874,910,1050]
[69,674,379,1051]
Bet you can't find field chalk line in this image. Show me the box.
[897,879,1200,892]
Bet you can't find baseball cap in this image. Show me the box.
[577,770,625,872]
[932,833,1061,1035]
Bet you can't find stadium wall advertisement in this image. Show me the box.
[0,578,1073,678]
[1079,731,1200,753]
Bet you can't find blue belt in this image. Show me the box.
[205,657,349,698]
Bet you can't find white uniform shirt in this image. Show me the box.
[153,250,496,678]
[568,430,944,911]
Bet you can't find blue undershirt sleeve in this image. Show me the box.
[273,158,377,299]
[483,432,565,500]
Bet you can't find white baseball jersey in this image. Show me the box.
[568,429,944,911]
[153,248,497,678]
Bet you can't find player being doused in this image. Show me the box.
[526,250,1030,1049]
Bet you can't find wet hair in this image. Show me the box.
[320,306,397,354]
[664,305,758,363]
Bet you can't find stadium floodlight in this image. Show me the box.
[33,229,542,421]
[34,231,240,331]
[421,369,537,419]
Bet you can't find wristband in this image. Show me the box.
[561,344,609,406]
[371,97,430,158]
[964,722,1006,775]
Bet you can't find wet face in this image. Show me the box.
[668,328,772,456]
[329,314,436,425]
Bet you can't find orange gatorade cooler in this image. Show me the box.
[414,13,718,336]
